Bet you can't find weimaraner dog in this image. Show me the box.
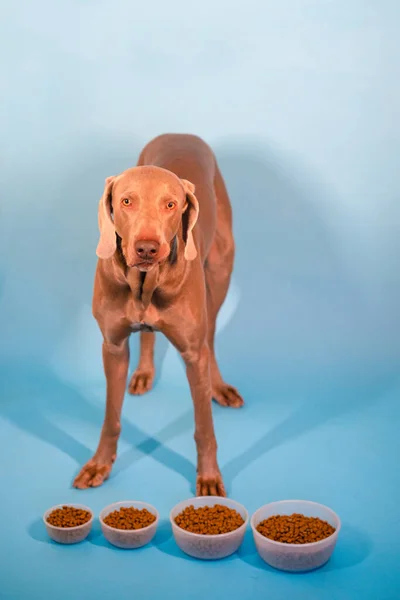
[73,133,243,496]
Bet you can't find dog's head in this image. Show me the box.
[96,166,199,271]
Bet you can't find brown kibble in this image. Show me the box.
[47,506,92,528]
[103,507,156,530]
[174,504,244,535]
[256,513,336,544]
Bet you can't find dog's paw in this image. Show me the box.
[212,383,244,408]
[196,470,226,497]
[73,456,115,489]
[128,368,155,396]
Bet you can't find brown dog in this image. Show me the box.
[73,133,243,496]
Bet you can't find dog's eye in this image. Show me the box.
[166,201,176,209]
[122,198,131,206]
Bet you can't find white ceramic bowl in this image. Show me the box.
[170,496,248,560]
[99,501,159,549]
[251,500,341,572]
[43,504,93,544]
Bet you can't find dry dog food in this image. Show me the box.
[256,513,336,544]
[175,504,245,535]
[47,506,92,528]
[103,506,156,530]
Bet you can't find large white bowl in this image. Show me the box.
[170,496,248,560]
[99,501,159,549]
[43,504,93,544]
[251,500,341,572]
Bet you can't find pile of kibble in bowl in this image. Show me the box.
[174,504,244,535]
[256,513,336,544]
[103,506,156,530]
[47,506,92,528]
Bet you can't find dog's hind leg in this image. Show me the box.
[205,166,244,408]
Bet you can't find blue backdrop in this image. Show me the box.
[1,1,399,599]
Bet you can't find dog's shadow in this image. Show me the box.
[215,140,364,385]
[215,139,398,490]
[0,362,195,490]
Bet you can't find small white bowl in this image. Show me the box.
[43,504,93,544]
[251,500,341,572]
[99,501,159,549]
[170,496,248,560]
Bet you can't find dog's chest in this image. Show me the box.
[127,300,161,333]
[124,268,167,333]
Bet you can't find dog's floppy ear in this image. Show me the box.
[181,179,199,261]
[96,176,116,259]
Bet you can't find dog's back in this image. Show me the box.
[138,134,219,257]
[137,133,216,184]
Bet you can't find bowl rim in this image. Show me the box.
[99,500,159,533]
[43,503,94,532]
[250,499,341,549]
[169,495,249,540]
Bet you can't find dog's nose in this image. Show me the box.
[135,240,160,260]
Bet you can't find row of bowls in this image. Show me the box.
[44,497,341,572]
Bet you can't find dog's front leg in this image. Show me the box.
[74,332,130,489]
[164,323,225,496]
[186,344,226,497]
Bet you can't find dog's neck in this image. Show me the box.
[114,228,189,310]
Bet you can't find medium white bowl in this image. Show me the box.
[170,496,248,560]
[251,500,341,572]
[99,501,159,549]
[43,504,93,544]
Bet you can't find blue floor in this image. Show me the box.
[2,0,400,597]
[1,358,399,600]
